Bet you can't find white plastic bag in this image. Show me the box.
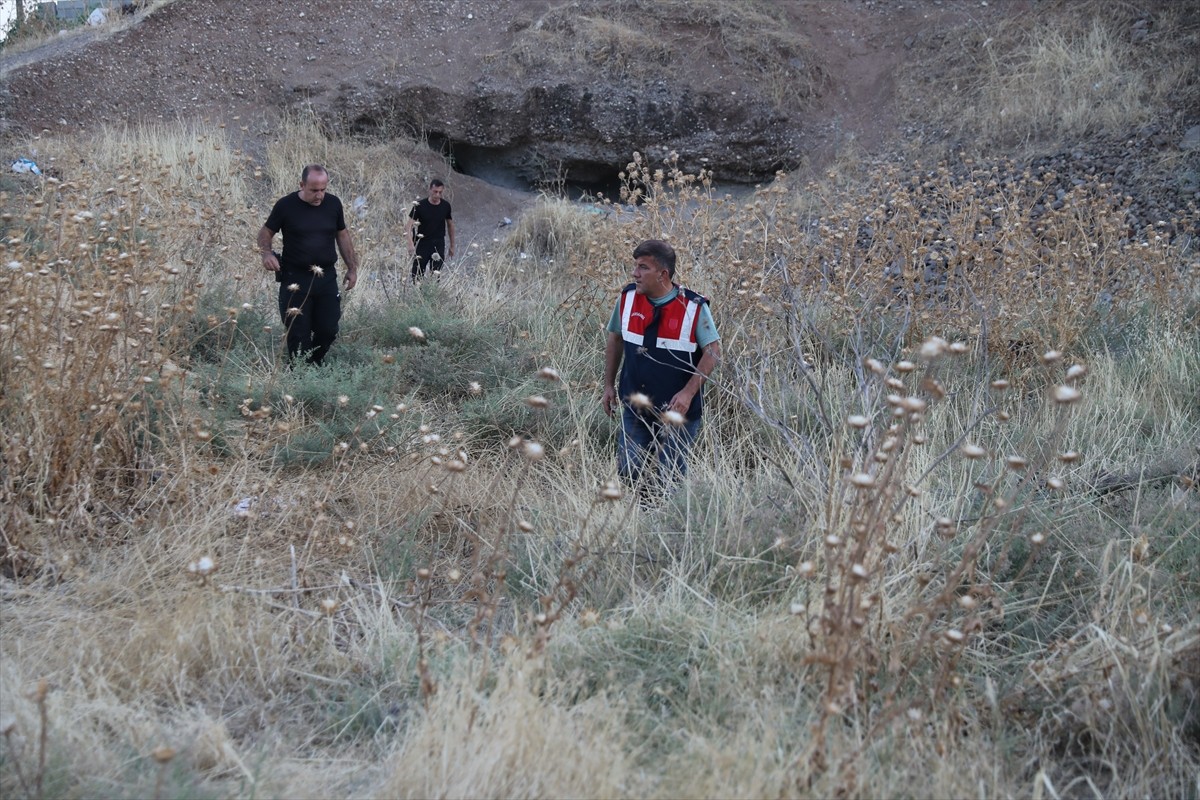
[87,7,109,26]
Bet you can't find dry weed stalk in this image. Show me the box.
[0,678,51,800]
[765,339,1094,786]
[0,130,259,566]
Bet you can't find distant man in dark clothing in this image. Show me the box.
[258,164,359,365]
[602,239,721,493]
[404,179,455,282]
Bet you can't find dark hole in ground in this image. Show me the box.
[428,133,629,201]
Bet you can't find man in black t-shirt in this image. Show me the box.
[258,164,359,366]
[404,179,455,282]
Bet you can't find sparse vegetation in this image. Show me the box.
[1,3,1198,798]
[905,0,1200,151]
[0,1,179,56]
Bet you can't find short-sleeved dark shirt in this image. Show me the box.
[264,192,347,272]
[408,198,452,247]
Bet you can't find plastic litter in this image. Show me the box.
[87,7,109,26]
[11,158,41,175]
[232,496,256,518]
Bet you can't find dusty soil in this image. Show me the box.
[0,0,1025,252]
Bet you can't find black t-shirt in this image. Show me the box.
[264,192,347,272]
[408,198,452,247]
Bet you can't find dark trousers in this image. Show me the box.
[411,241,445,281]
[617,407,702,493]
[279,282,341,365]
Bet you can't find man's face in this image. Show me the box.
[429,185,444,203]
[632,255,669,296]
[299,172,329,206]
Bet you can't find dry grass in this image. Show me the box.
[1,101,1198,800]
[905,0,1200,151]
[0,0,181,59]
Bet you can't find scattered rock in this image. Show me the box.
[1180,125,1200,151]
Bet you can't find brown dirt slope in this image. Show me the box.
[0,0,1028,248]
[0,0,1024,154]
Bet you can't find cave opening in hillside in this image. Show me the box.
[428,134,626,201]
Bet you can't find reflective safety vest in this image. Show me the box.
[617,283,709,419]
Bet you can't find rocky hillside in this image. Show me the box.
[1,0,1196,228]
[1,0,1025,183]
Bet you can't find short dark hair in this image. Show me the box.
[301,164,328,184]
[632,239,676,278]
[430,179,445,188]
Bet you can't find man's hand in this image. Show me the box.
[665,389,695,416]
[257,226,280,273]
[343,267,358,291]
[602,332,623,418]
[602,385,618,417]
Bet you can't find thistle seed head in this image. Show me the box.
[920,337,948,359]
[628,392,653,410]
[850,472,875,488]
[152,746,176,764]
[599,481,623,501]
[1053,385,1081,404]
[187,556,215,576]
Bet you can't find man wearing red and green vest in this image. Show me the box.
[602,239,721,494]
